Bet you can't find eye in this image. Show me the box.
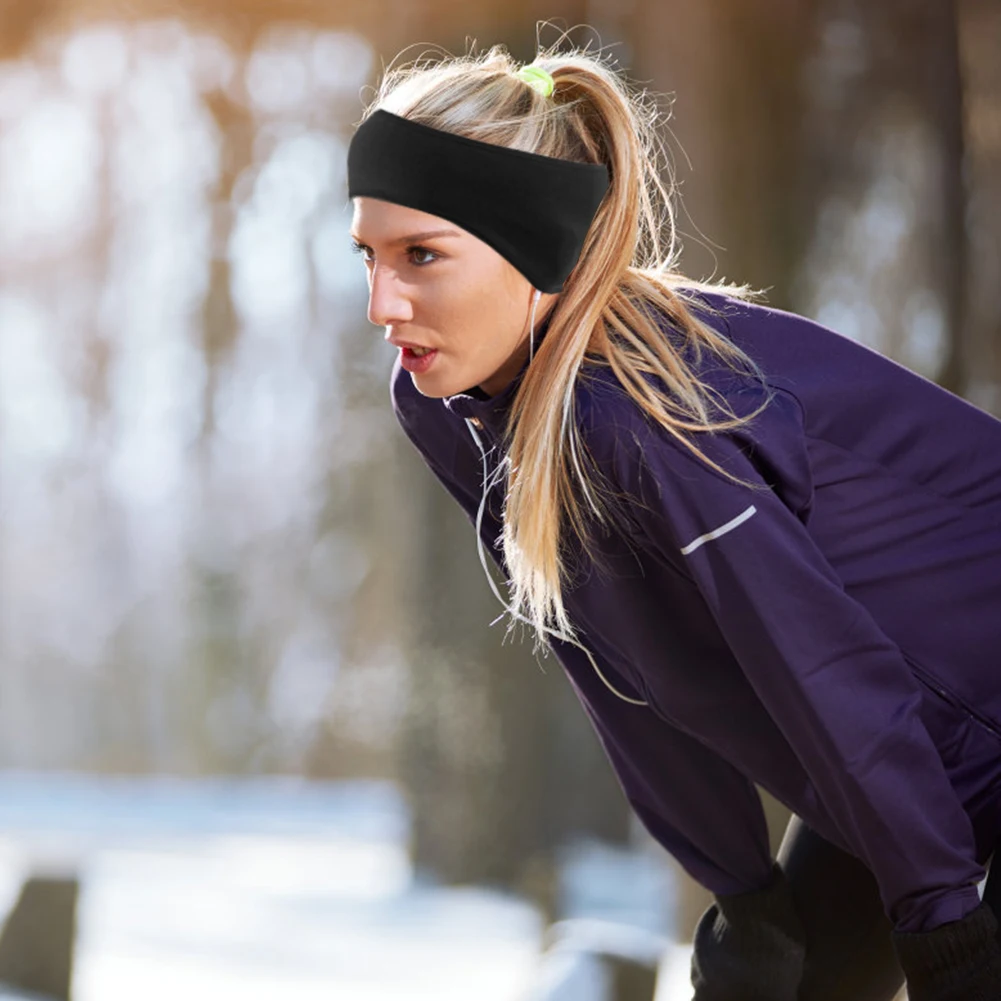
[407,246,439,266]
[350,241,439,267]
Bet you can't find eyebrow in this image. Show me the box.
[349,229,462,246]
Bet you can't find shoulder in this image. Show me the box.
[571,366,702,500]
[668,287,865,366]
[674,286,814,330]
[571,349,805,501]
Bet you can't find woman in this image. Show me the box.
[346,41,1001,1001]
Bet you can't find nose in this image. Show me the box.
[366,264,414,329]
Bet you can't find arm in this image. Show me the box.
[554,636,810,1000]
[591,383,986,935]
[391,364,813,995]
[390,360,782,896]
[556,634,777,898]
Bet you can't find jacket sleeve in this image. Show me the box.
[551,632,779,899]
[591,383,986,934]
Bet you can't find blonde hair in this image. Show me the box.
[362,36,778,655]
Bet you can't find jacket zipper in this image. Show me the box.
[906,654,1001,742]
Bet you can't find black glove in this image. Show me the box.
[892,899,1001,1001]
[691,861,806,1000]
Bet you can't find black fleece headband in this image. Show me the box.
[346,109,610,294]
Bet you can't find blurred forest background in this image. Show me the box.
[0,0,998,936]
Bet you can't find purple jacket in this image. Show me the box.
[389,289,1001,934]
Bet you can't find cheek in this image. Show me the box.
[438,261,523,353]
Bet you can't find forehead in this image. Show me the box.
[351,197,464,241]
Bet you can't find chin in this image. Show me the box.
[409,372,452,399]
[408,364,477,399]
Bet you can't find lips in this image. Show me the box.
[390,339,433,350]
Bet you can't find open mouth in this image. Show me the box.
[400,345,439,371]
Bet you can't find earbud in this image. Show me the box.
[532,288,541,302]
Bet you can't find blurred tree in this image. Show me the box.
[956,0,1001,415]
[179,85,259,774]
[0,0,60,59]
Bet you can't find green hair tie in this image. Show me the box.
[516,64,555,97]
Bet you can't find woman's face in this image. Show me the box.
[351,197,556,397]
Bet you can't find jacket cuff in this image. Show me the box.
[714,861,793,924]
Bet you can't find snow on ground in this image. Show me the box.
[0,772,691,1001]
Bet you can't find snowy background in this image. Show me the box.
[0,772,693,1001]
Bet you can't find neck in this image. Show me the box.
[475,305,555,398]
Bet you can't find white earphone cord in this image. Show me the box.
[461,289,649,707]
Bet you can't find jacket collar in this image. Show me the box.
[440,308,555,433]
